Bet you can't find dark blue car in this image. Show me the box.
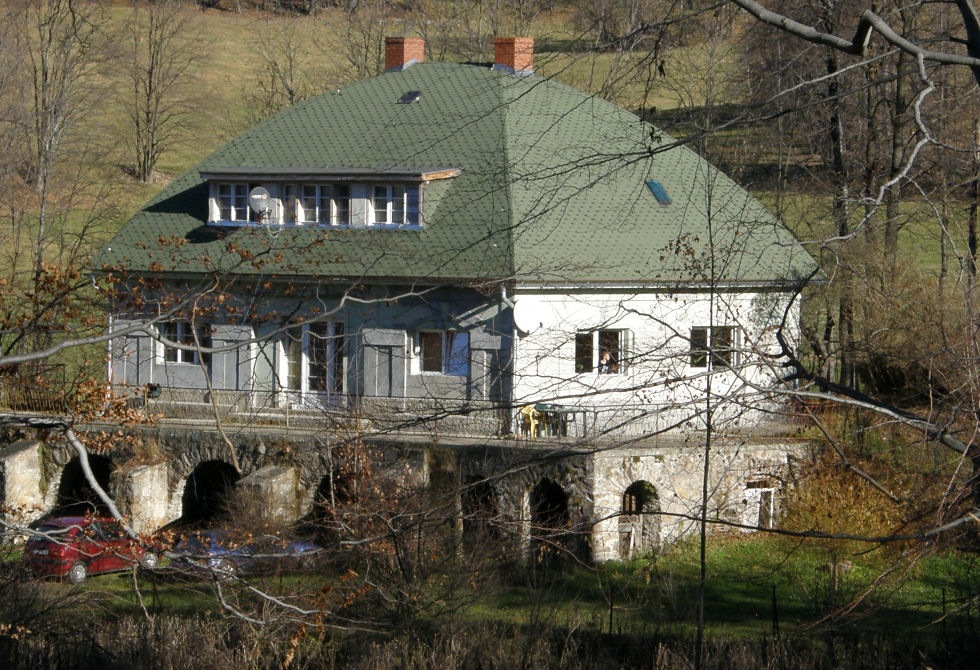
[170,529,322,578]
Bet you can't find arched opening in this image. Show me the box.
[743,480,776,530]
[304,470,359,541]
[619,480,660,560]
[461,478,498,554]
[179,460,240,526]
[55,455,113,516]
[530,478,569,564]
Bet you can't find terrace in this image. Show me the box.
[1,369,803,447]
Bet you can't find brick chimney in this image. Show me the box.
[493,37,534,75]
[385,37,425,72]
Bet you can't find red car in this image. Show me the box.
[23,516,160,583]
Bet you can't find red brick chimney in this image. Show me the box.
[493,37,534,75]
[385,37,425,72]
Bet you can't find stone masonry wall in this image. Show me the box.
[3,425,810,563]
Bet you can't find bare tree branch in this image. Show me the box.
[731,0,980,84]
[774,327,974,457]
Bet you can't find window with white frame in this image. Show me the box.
[284,322,345,396]
[418,330,469,375]
[372,184,419,226]
[297,184,350,225]
[211,181,422,227]
[575,329,627,374]
[282,183,300,224]
[689,325,738,369]
[160,321,211,365]
[216,183,251,222]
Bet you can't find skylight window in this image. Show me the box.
[645,179,672,206]
[397,90,421,104]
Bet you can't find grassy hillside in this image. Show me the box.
[83,3,720,225]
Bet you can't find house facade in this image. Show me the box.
[96,37,818,558]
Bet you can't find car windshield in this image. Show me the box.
[33,523,79,537]
[175,537,202,551]
[176,532,222,551]
[35,524,65,534]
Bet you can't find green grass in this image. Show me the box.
[41,563,338,619]
[43,534,973,640]
[459,536,978,639]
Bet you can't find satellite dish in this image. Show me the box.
[512,299,541,334]
[248,186,271,216]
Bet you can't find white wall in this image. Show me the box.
[509,288,800,436]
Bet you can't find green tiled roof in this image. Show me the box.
[97,62,818,286]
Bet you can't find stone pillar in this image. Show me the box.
[237,465,301,523]
[115,463,173,534]
[591,487,622,562]
[0,440,46,527]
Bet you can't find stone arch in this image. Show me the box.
[461,477,499,554]
[55,454,113,516]
[179,460,240,526]
[530,477,569,563]
[304,469,359,540]
[619,480,660,560]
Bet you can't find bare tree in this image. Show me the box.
[121,1,198,183]
[339,0,396,78]
[732,0,980,85]
[483,0,551,37]
[0,1,115,374]
[246,19,321,123]
[4,0,104,304]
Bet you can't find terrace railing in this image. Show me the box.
[3,377,801,445]
[0,364,69,415]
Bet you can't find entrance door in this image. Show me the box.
[282,322,345,408]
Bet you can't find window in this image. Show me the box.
[210,181,421,228]
[284,322,345,405]
[307,322,345,393]
[373,184,420,226]
[297,184,350,225]
[418,330,469,375]
[299,185,318,224]
[216,183,250,222]
[645,179,672,205]
[283,184,300,224]
[690,326,738,369]
[160,321,211,365]
[333,185,351,225]
[575,329,626,374]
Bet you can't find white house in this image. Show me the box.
[96,37,819,559]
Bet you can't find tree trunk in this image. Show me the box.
[970,118,979,279]
[827,46,855,388]
[884,48,911,269]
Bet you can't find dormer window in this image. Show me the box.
[372,184,419,226]
[202,168,458,228]
[298,184,350,225]
[217,183,253,223]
